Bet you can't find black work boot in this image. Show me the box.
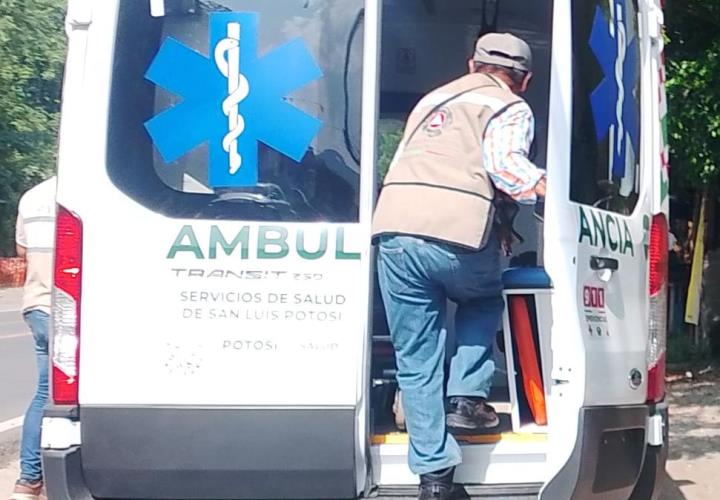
[418,467,454,500]
[446,396,500,432]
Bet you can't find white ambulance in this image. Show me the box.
[43,0,670,498]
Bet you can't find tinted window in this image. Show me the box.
[108,0,364,222]
[571,0,641,214]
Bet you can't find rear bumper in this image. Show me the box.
[630,402,669,500]
[43,454,542,500]
[43,406,358,500]
[44,447,94,500]
[43,404,669,500]
[541,403,669,500]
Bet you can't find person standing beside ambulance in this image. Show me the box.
[372,34,546,500]
[9,176,57,500]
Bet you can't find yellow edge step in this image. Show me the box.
[372,432,547,445]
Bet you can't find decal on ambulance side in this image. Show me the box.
[583,285,610,338]
[166,225,361,261]
[656,0,671,208]
[578,206,635,256]
[144,12,323,188]
[589,0,640,187]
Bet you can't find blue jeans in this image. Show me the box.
[377,235,504,475]
[20,310,49,482]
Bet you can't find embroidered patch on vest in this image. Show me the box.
[423,107,453,136]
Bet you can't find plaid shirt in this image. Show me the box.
[483,101,545,204]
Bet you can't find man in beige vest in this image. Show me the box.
[372,34,546,499]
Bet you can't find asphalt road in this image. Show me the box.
[0,288,34,443]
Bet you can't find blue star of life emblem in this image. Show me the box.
[144,12,323,188]
[589,0,640,180]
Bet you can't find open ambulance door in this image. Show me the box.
[370,0,556,495]
[541,1,660,498]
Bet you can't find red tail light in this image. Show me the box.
[649,215,669,296]
[647,214,668,403]
[52,206,83,405]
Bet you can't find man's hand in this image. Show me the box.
[534,178,547,198]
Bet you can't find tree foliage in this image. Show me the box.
[377,123,403,185]
[665,0,720,191]
[0,0,65,255]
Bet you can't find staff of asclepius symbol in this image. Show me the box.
[214,22,250,175]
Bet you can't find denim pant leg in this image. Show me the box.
[446,295,504,398]
[377,237,462,475]
[443,243,504,399]
[20,310,50,482]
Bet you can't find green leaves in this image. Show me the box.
[377,121,404,184]
[0,0,65,255]
[665,0,720,190]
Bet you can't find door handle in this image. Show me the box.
[590,256,619,271]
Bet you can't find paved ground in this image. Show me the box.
[0,288,32,496]
[0,288,34,425]
[0,433,20,497]
[659,372,720,500]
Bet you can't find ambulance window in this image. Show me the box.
[570,0,641,214]
[107,0,363,222]
[377,0,554,186]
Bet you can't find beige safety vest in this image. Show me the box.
[372,73,524,250]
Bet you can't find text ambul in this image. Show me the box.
[167,225,361,261]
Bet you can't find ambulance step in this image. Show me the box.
[372,431,547,446]
[371,430,548,487]
[372,483,542,499]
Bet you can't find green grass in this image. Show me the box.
[667,333,713,366]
